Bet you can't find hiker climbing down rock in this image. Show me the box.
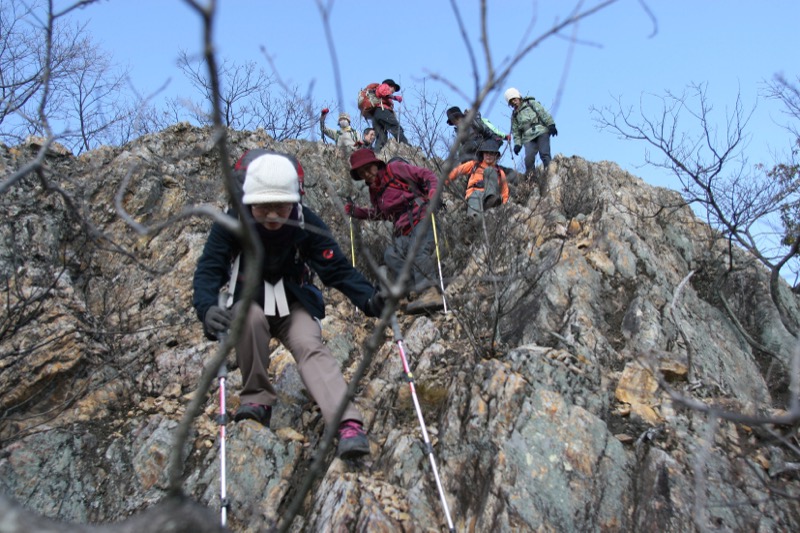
[345,148,444,313]
[506,87,557,192]
[192,150,384,460]
[448,138,509,220]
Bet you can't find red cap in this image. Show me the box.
[349,148,385,180]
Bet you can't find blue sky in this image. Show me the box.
[62,0,799,190]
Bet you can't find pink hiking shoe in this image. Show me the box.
[336,419,370,459]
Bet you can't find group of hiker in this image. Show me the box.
[191,82,559,461]
[322,80,558,181]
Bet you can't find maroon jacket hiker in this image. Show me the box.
[346,149,438,235]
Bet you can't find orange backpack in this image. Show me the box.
[357,83,382,117]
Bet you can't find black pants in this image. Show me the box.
[523,133,552,174]
[372,108,409,151]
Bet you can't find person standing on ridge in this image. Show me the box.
[371,79,409,152]
[506,87,557,191]
[345,148,443,312]
[193,150,385,460]
[320,110,361,153]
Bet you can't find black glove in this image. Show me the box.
[363,291,385,318]
[548,124,558,136]
[204,305,232,336]
[513,145,522,155]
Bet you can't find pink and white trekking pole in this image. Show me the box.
[215,293,231,527]
[216,332,230,527]
[391,315,455,532]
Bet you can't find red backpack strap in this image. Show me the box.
[384,162,423,196]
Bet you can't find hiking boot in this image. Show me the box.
[233,403,271,427]
[336,419,370,459]
[405,286,444,314]
[483,194,501,209]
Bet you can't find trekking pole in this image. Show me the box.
[390,315,455,533]
[346,199,361,315]
[507,137,518,171]
[216,331,230,527]
[213,292,231,527]
[430,213,448,313]
[349,216,356,267]
[347,213,362,316]
[500,137,510,159]
[347,197,356,268]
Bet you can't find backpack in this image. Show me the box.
[381,161,429,231]
[381,159,415,193]
[516,97,544,124]
[383,159,431,206]
[387,156,411,166]
[357,83,382,117]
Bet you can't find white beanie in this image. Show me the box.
[504,87,522,103]
[242,154,301,204]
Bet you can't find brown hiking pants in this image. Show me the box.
[234,301,362,428]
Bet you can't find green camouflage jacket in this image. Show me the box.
[510,97,554,147]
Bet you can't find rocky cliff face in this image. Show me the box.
[1,125,798,532]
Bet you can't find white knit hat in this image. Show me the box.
[242,154,301,204]
[504,87,522,103]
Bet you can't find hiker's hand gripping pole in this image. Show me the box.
[390,315,455,532]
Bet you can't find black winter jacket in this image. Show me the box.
[455,111,504,163]
[193,206,377,339]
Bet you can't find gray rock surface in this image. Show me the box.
[1,127,798,531]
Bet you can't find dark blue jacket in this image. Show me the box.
[193,206,377,339]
